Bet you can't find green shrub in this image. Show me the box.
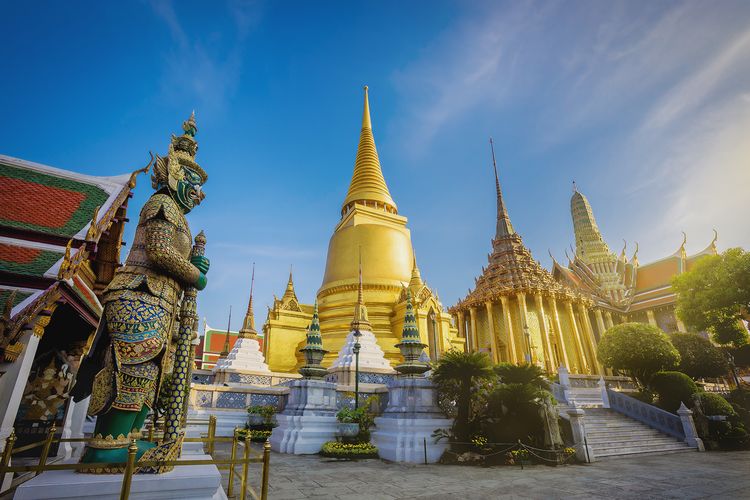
[695,392,736,417]
[629,390,655,404]
[320,441,378,458]
[670,333,729,379]
[247,404,276,420]
[650,371,699,413]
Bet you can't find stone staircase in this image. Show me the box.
[583,408,695,459]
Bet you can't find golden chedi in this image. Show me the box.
[262,87,462,373]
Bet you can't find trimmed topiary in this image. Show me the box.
[650,371,699,413]
[320,441,378,459]
[695,392,736,417]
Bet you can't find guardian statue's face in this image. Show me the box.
[172,166,205,213]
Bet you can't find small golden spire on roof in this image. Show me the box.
[409,251,423,288]
[351,249,371,330]
[239,263,257,339]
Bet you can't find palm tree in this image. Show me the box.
[432,350,495,444]
[494,363,549,389]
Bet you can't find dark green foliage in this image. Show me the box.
[247,404,276,421]
[730,344,750,368]
[694,392,736,417]
[629,390,655,405]
[672,248,750,347]
[494,363,549,389]
[670,333,729,379]
[650,371,699,413]
[484,382,551,445]
[336,395,378,442]
[597,323,680,387]
[432,350,495,444]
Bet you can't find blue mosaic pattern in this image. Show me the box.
[336,392,356,410]
[358,372,394,385]
[228,373,273,385]
[251,394,281,408]
[324,373,338,384]
[192,373,212,384]
[216,391,248,409]
[195,390,213,408]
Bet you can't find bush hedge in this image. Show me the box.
[695,392,736,417]
[650,371,699,412]
[320,441,378,459]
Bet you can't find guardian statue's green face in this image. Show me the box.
[173,166,205,214]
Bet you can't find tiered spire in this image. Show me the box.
[220,306,232,357]
[490,138,514,238]
[299,302,328,379]
[409,252,423,288]
[283,268,297,301]
[395,291,429,376]
[570,185,614,264]
[351,252,370,330]
[341,86,397,215]
[239,263,257,339]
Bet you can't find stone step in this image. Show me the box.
[595,446,695,459]
[587,436,682,447]
[592,441,690,455]
[587,429,665,439]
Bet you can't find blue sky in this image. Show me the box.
[2,1,749,331]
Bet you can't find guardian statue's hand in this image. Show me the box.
[191,255,210,274]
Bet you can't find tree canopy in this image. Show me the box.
[670,333,729,379]
[597,322,680,387]
[672,248,750,347]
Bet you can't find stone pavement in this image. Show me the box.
[216,443,750,500]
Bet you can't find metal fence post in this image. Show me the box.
[261,439,271,500]
[120,439,138,500]
[207,415,216,455]
[227,428,239,497]
[240,438,250,500]
[1,429,16,472]
[36,425,56,476]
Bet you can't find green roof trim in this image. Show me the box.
[0,250,64,277]
[0,161,111,238]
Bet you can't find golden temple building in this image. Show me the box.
[262,87,462,373]
[552,185,719,335]
[449,144,601,375]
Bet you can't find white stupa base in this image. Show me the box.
[269,379,337,455]
[329,328,393,372]
[371,377,452,464]
[212,337,271,374]
[13,454,226,500]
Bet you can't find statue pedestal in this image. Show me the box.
[13,454,226,500]
[269,379,337,455]
[372,377,452,463]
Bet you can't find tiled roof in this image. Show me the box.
[0,242,64,277]
[0,160,110,238]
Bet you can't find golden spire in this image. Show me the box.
[283,267,296,300]
[570,185,613,264]
[220,306,232,356]
[619,240,628,263]
[351,250,371,330]
[409,251,423,288]
[341,86,397,215]
[239,263,257,339]
[490,138,514,238]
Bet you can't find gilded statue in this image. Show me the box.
[71,112,209,466]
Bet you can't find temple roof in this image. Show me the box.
[341,86,397,215]
[452,151,579,311]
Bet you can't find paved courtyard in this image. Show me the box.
[218,443,750,499]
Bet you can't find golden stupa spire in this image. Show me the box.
[220,305,232,356]
[490,138,514,238]
[409,251,423,288]
[351,249,371,330]
[239,263,257,339]
[341,86,397,216]
[283,266,296,300]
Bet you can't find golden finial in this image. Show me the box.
[183,110,198,137]
[678,231,687,260]
[710,229,718,254]
[362,85,372,129]
[85,205,100,241]
[619,240,628,263]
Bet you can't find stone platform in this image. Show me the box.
[13,454,226,500]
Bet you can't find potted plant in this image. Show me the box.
[336,408,360,437]
[247,404,276,427]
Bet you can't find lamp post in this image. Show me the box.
[523,323,532,364]
[353,328,361,409]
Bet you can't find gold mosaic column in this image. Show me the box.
[578,303,602,375]
[500,296,517,364]
[565,301,589,374]
[485,301,500,363]
[604,311,614,329]
[550,298,570,369]
[457,311,468,350]
[594,309,607,336]
[535,294,554,373]
[517,293,533,363]
[646,310,658,327]
[469,306,479,353]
